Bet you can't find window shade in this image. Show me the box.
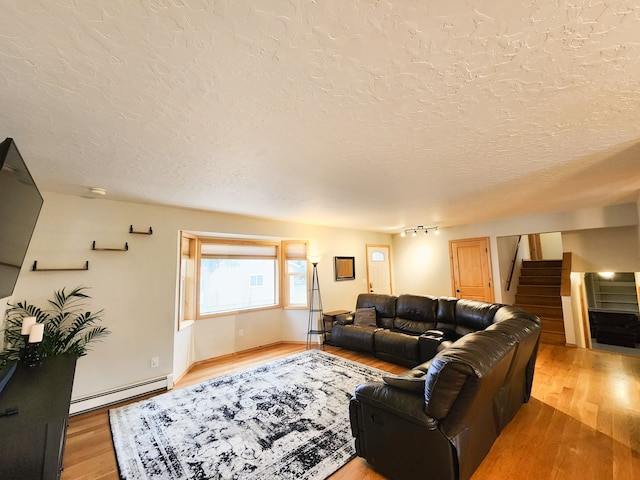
[200,242,277,258]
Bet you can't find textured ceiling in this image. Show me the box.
[1,1,640,233]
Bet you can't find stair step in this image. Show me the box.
[520,267,562,277]
[540,330,566,345]
[519,276,561,286]
[522,259,563,269]
[516,259,566,346]
[540,317,565,333]
[515,304,563,318]
[517,285,561,296]
[515,294,562,307]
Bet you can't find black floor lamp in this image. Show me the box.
[306,256,324,349]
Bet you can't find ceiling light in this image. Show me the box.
[89,187,106,196]
[400,225,439,238]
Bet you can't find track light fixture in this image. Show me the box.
[400,225,439,237]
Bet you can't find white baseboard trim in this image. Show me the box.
[69,375,168,415]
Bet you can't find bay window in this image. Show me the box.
[178,233,309,320]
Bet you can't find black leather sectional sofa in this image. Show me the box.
[329,293,541,480]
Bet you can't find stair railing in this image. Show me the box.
[505,235,522,291]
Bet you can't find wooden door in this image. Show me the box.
[449,237,494,302]
[366,244,392,295]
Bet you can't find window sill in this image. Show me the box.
[178,319,195,331]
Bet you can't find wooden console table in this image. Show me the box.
[0,354,77,480]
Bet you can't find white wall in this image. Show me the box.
[567,272,586,347]
[561,225,640,272]
[2,192,391,400]
[497,235,530,305]
[540,232,563,259]
[392,232,452,297]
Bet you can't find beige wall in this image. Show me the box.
[2,192,391,399]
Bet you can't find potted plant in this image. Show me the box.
[0,286,110,367]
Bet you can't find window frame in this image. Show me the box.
[178,232,197,331]
[281,240,310,310]
[178,234,310,320]
[196,238,281,318]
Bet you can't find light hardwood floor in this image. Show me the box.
[61,343,640,480]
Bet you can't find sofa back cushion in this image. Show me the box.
[453,299,501,335]
[356,293,397,329]
[436,297,458,327]
[492,304,541,327]
[394,294,438,334]
[424,330,516,437]
[486,313,541,406]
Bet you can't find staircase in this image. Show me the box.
[514,259,566,345]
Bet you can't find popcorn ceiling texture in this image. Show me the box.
[1,1,639,231]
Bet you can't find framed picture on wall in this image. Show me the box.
[334,256,355,281]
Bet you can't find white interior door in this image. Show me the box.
[366,244,392,295]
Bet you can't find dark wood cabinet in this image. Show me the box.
[0,354,77,480]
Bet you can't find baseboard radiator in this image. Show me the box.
[69,374,173,415]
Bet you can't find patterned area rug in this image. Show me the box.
[109,349,387,480]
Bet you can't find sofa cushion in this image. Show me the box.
[393,295,438,334]
[493,305,541,326]
[436,297,458,327]
[454,299,501,335]
[424,331,516,420]
[331,324,377,352]
[356,294,397,329]
[354,307,377,327]
[394,317,432,335]
[374,329,421,367]
[486,316,541,423]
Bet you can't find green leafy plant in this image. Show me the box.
[0,286,110,367]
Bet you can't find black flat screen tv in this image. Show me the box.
[0,138,43,299]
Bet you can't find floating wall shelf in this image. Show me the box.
[92,241,128,251]
[129,225,153,235]
[32,261,89,272]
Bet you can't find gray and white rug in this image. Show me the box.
[109,349,387,480]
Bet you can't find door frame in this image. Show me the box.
[365,244,393,295]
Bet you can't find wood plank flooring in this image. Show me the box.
[61,343,640,480]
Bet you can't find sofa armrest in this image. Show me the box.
[334,312,354,325]
[354,381,437,429]
[419,332,444,362]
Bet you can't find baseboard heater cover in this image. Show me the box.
[69,375,170,415]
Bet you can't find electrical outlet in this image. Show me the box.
[238,329,244,338]
[151,356,159,368]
